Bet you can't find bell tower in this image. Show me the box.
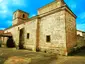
[13,10,29,26]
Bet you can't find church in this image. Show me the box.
[1,0,77,56]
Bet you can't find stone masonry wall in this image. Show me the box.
[24,19,37,51]
[39,10,67,55]
[13,11,28,25]
[65,11,77,53]
[4,18,37,51]
[77,31,85,48]
[77,35,85,48]
[38,1,63,15]
[4,24,24,48]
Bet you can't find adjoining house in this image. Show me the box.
[77,30,85,48]
[0,0,78,56]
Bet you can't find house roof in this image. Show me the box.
[0,32,12,37]
[13,9,29,15]
[0,30,4,34]
[77,30,85,33]
[4,0,77,31]
[4,15,38,31]
[38,0,77,18]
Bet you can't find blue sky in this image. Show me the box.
[0,0,85,31]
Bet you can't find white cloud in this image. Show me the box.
[29,14,36,18]
[0,28,5,30]
[0,1,10,18]
[0,0,3,3]
[76,12,85,31]
[0,0,27,18]
[31,14,36,16]
[0,0,29,30]
[77,24,85,31]
[12,0,26,6]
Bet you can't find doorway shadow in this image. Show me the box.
[6,36,15,48]
[19,28,24,49]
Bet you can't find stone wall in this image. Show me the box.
[13,10,28,25]
[77,35,85,48]
[77,31,85,48]
[2,0,77,56]
[24,18,37,51]
[39,10,67,55]
[38,0,64,15]
[0,37,4,47]
[4,18,38,51]
[2,37,8,47]
[65,11,77,53]
[82,32,85,40]
[4,24,24,47]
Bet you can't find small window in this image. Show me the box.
[27,33,29,39]
[46,35,51,42]
[23,14,25,18]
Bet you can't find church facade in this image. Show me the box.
[2,0,77,55]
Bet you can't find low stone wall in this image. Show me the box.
[77,35,85,48]
[40,47,66,56]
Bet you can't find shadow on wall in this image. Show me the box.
[68,46,85,56]
[6,36,15,48]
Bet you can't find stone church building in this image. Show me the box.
[1,0,77,55]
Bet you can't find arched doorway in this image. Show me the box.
[6,36,15,48]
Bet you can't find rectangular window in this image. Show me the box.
[27,33,29,39]
[46,35,51,42]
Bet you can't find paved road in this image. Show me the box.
[0,48,56,64]
[50,47,85,64]
[50,56,85,64]
[0,48,85,64]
